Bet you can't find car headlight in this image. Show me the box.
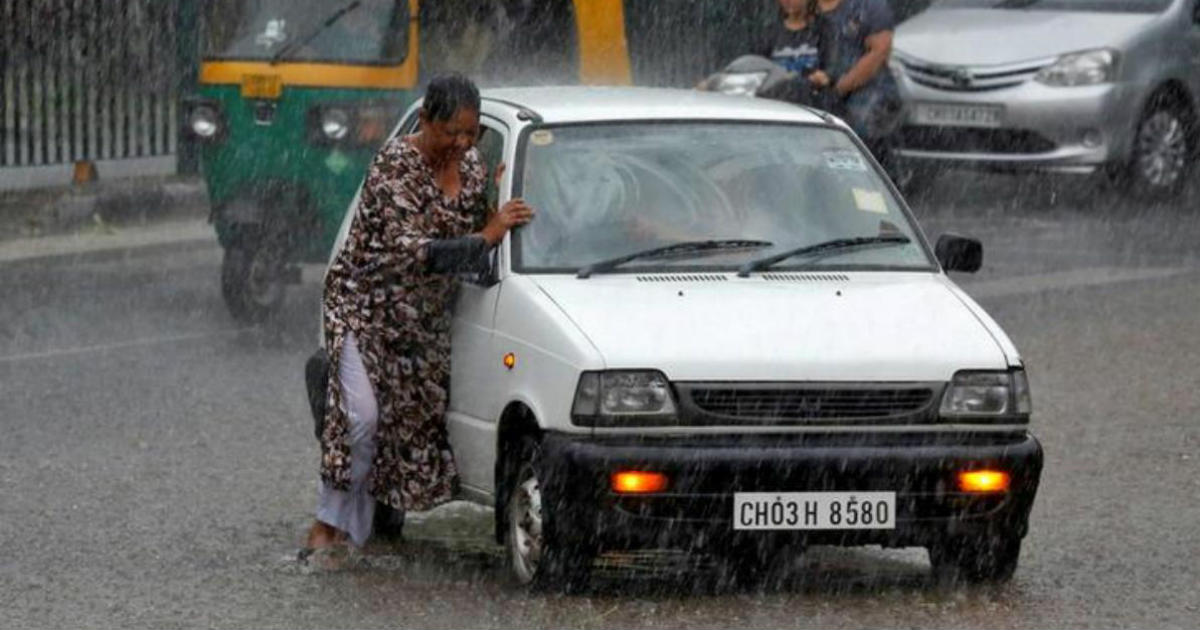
[1034,49,1117,87]
[321,108,351,140]
[187,105,220,139]
[572,370,678,426]
[714,72,767,97]
[940,369,1032,419]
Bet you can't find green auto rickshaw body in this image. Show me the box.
[196,83,413,263]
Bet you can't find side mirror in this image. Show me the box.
[935,233,983,273]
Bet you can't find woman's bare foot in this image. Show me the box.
[305,520,343,550]
[299,521,351,569]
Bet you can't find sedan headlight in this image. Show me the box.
[714,72,767,97]
[321,108,351,140]
[187,104,221,140]
[940,369,1032,419]
[572,370,678,426]
[1034,49,1118,87]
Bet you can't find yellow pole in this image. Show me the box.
[573,0,633,85]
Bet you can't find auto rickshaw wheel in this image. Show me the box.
[221,228,287,324]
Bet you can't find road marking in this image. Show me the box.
[0,329,248,364]
[960,266,1196,299]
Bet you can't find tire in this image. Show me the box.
[502,436,592,592]
[220,230,286,324]
[1120,95,1194,201]
[929,535,1021,584]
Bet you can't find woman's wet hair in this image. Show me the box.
[422,74,481,122]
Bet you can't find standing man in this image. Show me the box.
[817,0,903,165]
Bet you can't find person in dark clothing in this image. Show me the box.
[816,0,903,163]
[754,0,836,109]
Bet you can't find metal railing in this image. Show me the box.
[0,0,184,171]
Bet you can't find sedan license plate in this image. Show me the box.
[913,102,1003,128]
[733,492,896,530]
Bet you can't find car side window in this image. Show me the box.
[477,124,505,210]
[464,122,506,286]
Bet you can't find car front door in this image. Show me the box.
[445,117,508,501]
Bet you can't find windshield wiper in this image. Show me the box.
[270,0,362,65]
[736,234,911,277]
[577,239,773,279]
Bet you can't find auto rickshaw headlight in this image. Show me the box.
[321,108,351,141]
[188,105,220,139]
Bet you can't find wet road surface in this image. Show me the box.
[1,172,1198,628]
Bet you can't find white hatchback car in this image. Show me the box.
[318,87,1043,589]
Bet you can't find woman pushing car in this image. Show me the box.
[303,74,533,562]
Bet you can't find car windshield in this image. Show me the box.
[514,123,934,273]
[202,0,408,64]
[933,0,1172,12]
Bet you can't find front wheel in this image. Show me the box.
[1121,97,1194,201]
[503,436,592,591]
[221,230,286,324]
[929,535,1021,584]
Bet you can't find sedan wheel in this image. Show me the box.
[1128,106,1191,199]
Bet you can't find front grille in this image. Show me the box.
[678,383,938,425]
[897,56,1051,92]
[899,125,1057,154]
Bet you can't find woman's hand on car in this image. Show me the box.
[807,70,831,88]
[481,199,535,245]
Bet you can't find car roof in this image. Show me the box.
[480,86,831,126]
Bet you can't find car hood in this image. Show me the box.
[531,273,1009,382]
[895,9,1157,66]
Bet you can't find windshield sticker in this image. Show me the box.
[852,188,888,214]
[255,19,288,48]
[824,150,867,172]
[529,130,555,146]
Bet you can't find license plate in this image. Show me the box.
[913,102,1003,128]
[241,73,282,100]
[733,492,896,530]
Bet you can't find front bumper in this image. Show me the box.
[540,431,1043,552]
[895,75,1141,174]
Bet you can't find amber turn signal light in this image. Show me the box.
[611,471,669,494]
[958,470,1010,493]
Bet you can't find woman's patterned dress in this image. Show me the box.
[320,136,487,512]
